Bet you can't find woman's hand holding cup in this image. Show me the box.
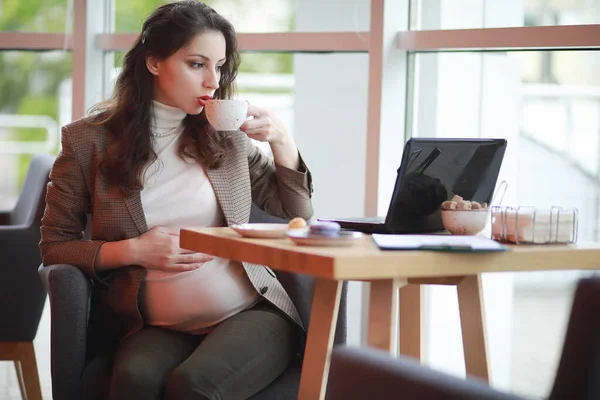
[205,99,288,144]
[239,104,288,144]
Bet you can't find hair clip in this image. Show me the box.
[141,30,147,44]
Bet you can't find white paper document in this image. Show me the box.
[372,234,507,252]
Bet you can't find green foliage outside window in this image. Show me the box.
[0,0,72,188]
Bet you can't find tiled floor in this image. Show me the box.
[0,285,576,400]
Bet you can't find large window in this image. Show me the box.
[1,1,597,399]
[405,1,600,397]
[410,50,600,241]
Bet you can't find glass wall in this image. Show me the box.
[406,1,598,397]
[410,50,600,240]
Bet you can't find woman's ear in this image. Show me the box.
[146,56,160,76]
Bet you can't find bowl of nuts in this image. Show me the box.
[441,195,490,235]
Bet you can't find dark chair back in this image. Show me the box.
[10,154,54,226]
[549,277,600,400]
[327,346,519,400]
[0,153,54,341]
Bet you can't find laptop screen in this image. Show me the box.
[384,138,507,232]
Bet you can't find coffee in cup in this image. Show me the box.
[204,99,248,131]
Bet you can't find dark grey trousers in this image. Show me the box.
[108,301,299,400]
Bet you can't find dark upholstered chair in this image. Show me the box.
[1,153,54,400]
[39,204,348,399]
[327,277,600,400]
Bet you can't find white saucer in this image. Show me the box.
[230,223,292,239]
[287,230,364,247]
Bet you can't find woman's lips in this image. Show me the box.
[197,96,212,106]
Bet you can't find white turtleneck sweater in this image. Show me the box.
[140,101,259,334]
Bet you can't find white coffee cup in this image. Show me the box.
[204,99,248,131]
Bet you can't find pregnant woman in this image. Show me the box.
[40,1,313,399]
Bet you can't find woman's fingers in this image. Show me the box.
[175,252,214,264]
[170,263,203,272]
[179,248,196,254]
[166,254,213,271]
[159,227,180,236]
[246,103,268,118]
[243,127,271,136]
[240,116,270,131]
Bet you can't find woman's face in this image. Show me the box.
[147,29,226,115]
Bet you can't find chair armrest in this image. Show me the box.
[0,224,32,238]
[0,229,46,342]
[327,347,522,400]
[39,264,92,400]
[0,210,10,225]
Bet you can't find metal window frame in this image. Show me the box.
[97,32,371,53]
[397,24,600,52]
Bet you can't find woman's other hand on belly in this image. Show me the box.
[132,226,214,272]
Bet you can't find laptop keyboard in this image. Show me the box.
[338,216,385,224]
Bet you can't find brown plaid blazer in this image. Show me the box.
[40,117,314,348]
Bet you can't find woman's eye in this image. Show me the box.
[190,62,204,69]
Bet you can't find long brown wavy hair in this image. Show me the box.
[90,1,240,194]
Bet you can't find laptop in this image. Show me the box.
[319,137,507,234]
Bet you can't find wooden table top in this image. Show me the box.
[180,227,600,280]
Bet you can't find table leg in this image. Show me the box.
[457,274,489,381]
[298,278,342,400]
[399,284,423,360]
[367,279,404,353]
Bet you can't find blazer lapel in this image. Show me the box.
[123,190,148,234]
[206,153,250,226]
[206,165,237,226]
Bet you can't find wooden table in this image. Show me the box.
[180,227,600,400]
